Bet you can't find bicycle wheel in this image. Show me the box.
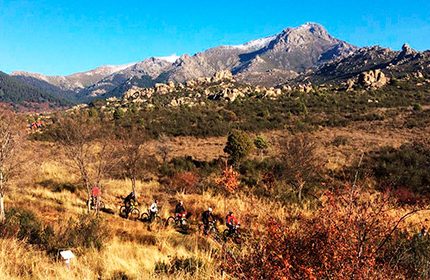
[166,216,176,227]
[154,215,162,223]
[180,219,190,232]
[223,229,230,241]
[232,233,243,245]
[119,206,128,218]
[129,208,140,220]
[140,212,149,222]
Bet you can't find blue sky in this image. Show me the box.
[1,0,429,76]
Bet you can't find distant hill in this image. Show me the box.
[0,71,70,110]
[9,23,430,102]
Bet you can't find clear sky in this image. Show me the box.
[1,0,429,76]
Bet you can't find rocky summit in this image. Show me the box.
[6,23,430,106]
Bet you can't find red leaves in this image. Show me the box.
[222,188,405,279]
[216,165,240,193]
[171,171,200,193]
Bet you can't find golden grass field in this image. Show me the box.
[2,115,430,279]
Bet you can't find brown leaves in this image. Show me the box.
[221,187,416,279]
[215,165,240,194]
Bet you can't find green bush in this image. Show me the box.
[57,215,108,251]
[224,130,254,165]
[365,143,430,196]
[413,103,423,112]
[2,208,54,247]
[381,230,430,279]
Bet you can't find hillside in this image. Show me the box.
[10,23,357,101]
[10,23,430,104]
[2,93,430,278]
[0,71,71,110]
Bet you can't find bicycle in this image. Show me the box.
[223,225,243,245]
[86,196,105,212]
[140,209,162,224]
[165,214,189,231]
[199,220,222,242]
[119,201,140,220]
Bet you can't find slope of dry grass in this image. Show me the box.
[2,116,429,279]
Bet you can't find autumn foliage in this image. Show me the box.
[222,187,423,279]
[216,165,240,193]
[171,171,200,193]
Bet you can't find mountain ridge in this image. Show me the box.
[8,23,430,103]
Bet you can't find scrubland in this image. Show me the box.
[1,86,430,279]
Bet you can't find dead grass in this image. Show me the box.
[1,118,429,279]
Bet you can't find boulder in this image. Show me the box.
[212,70,233,82]
[358,69,388,89]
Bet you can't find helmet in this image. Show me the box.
[208,207,213,212]
[228,210,233,215]
[179,201,183,205]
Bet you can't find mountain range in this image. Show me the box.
[2,23,429,108]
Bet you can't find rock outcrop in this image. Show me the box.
[358,70,388,89]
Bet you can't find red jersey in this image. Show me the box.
[226,214,239,225]
[92,186,101,197]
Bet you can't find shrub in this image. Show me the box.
[110,271,134,280]
[365,143,430,197]
[332,135,349,147]
[52,182,78,193]
[224,130,254,165]
[254,135,269,152]
[215,165,241,194]
[413,103,423,112]
[1,208,53,247]
[170,171,200,194]
[221,188,418,279]
[38,180,78,193]
[56,215,109,251]
[381,230,430,279]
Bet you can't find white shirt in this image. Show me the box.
[150,203,158,213]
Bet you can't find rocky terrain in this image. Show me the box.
[4,23,430,108]
[9,23,355,102]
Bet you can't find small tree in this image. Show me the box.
[114,124,152,195]
[278,134,321,202]
[156,133,171,164]
[254,135,269,158]
[224,130,254,165]
[0,110,21,221]
[49,113,115,211]
[216,165,241,194]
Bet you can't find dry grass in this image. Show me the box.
[1,120,428,279]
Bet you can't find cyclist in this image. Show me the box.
[90,185,101,209]
[225,210,240,236]
[124,191,137,211]
[175,201,187,218]
[149,199,158,222]
[201,207,214,235]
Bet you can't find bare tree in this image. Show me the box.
[278,134,321,202]
[49,113,115,211]
[156,133,171,164]
[114,125,153,195]
[0,110,21,221]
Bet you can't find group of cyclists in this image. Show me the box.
[89,186,241,238]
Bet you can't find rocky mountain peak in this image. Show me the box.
[279,23,330,44]
[400,43,416,56]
